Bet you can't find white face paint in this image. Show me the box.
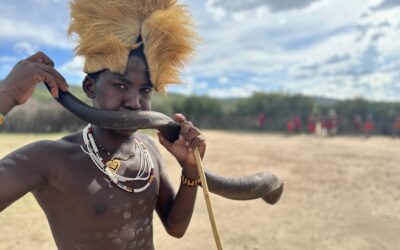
[87,179,102,194]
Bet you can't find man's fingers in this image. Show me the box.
[37,63,69,92]
[190,135,206,150]
[180,121,193,135]
[26,52,55,67]
[186,127,201,146]
[174,113,186,123]
[44,75,59,98]
[33,71,59,98]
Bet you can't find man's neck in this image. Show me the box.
[91,125,136,154]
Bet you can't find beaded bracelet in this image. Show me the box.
[181,172,201,187]
[0,112,5,125]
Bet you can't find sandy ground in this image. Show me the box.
[1,131,400,250]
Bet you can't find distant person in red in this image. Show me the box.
[364,116,375,135]
[393,116,400,136]
[293,115,302,133]
[257,112,266,129]
[354,114,362,132]
[287,120,295,133]
[307,115,316,134]
[326,109,338,135]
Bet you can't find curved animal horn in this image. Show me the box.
[52,90,283,204]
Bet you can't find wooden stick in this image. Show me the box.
[194,147,223,250]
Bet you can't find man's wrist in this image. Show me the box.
[181,171,201,188]
[181,166,200,180]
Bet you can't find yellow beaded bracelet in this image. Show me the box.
[181,172,201,187]
[0,112,5,125]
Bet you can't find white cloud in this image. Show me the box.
[60,56,85,78]
[0,56,18,63]
[0,1,72,49]
[206,0,322,13]
[13,42,39,56]
[207,84,260,98]
[218,76,230,84]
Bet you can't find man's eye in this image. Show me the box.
[114,84,127,90]
[140,88,152,94]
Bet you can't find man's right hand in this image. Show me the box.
[0,52,69,109]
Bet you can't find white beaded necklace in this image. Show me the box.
[81,124,154,193]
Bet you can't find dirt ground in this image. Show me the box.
[1,131,400,250]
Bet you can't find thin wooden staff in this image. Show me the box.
[194,147,223,250]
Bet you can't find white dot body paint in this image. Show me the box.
[109,195,114,199]
[15,153,29,160]
[138,199,144,205]
[145,225,151,234]
[107,229,118,238]
[87,179,102,194]
[120,224,136,240]
[144,218,150,225]
[1,159,16,165]
[123,211,132,219]
[129,241,137,249]
[112,238,123,245]
[136,227,144,237]
[137,239,145,247]
[113,205,122,213]
[94,232,103,240]
[73,244,85,250]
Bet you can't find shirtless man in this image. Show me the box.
[0,43,205,250]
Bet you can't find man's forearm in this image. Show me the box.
[0,87,17,116]
[165,167,199,238]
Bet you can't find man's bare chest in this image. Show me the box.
[36,149,160,221]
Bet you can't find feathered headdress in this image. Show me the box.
[68,0,198,91]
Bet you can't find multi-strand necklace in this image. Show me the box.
[81,124,154,193]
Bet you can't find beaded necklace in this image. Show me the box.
[81,124,154,193]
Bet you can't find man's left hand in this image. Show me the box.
[157,113,206,169]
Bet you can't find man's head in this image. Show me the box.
[83,48,152,113]
[69,0,198,92]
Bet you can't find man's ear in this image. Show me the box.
[82,75,96,98]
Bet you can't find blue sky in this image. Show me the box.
[1,0,400,100]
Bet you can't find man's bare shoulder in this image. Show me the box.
[9,131,83,160]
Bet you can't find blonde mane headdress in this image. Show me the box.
[68,0,198,91]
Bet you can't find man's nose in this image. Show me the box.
[122,91,141,111]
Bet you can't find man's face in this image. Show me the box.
[85,54,153,135]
